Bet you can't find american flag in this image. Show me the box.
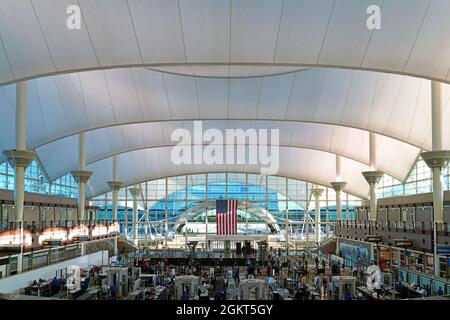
[216,199,238,235]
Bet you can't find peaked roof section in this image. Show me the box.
[0,0,448,199]
[0,0,449,84]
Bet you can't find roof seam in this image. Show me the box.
[271,0,285,64]
[125,0,144,65]
[0,32,15,80]
[359,0,385,68]
[402,0,432,73]
[76,0,101,67]
[315,0,336,64]
[30,0,58,72]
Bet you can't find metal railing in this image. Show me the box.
[0,243,82,278]
[336,220,449,234]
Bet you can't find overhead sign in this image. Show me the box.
[394,239,413,248]
[366,236,382,243]
[436,245,450,256]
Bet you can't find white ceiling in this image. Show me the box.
[0,0,448,199]
[0,67,444,198]
[35,120,419,191]
[0,0,449,84]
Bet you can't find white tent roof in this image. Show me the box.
[0,1,449,199]
[0,67,447,154]
[0,0,450,84]
[35,120,419,186]
[0,67,444,198]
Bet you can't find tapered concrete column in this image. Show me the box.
[362,171,383,221]
[362,132,383,222]
[331,155,346,221]
[71,133,92,224]
[421,152,450,223]
[71,170,92,223]
[129,187,141,246]
[107,157,121,223]
[107,167,122,256]
[3,82,37,274]
[107,182,122,222]
[421,80,450,277]
[331,182,347,221]
[311,188,323,244]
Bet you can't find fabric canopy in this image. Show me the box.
[1,0,448,199]
[0,0,449,85]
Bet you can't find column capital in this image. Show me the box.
[311,188,324,198]
[4,149,36,168]
[129,187,141,198]
[362,171,383,184]
[107,181,122,190]
[71,170,93,184]
[421,150,450,169]
[330,181,347,192]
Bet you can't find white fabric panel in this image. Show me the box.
[257,73,295,119]
[0,68,434,182]
[228,78,261,119]
[105,69,144,123]
[53,75,88,134]
[179,0,230,63]
[0,0,450,83]
[441,85,450,148]
[405,0,450,81]
[84,146,370,199]
[313,70,353,124]
[163,74,199,119]
[133,70,172,121]
[35,121,420,186]
[285,69,328,121]
[275,0,334,64]
[318,0,383,67]
[31,0,99,72]
[230,0,283,63]
[33,78,72,143]
[128,0,185,64]
[89,129,112,162]
[340,71,379,128]
[0,86,15,152]
[0,0,55,79]
[0,38,14,83]
[361,0,429,72]
[78,0,142,66]
[79,71,116,128]
[196,78,229,119]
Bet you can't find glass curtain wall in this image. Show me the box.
[377,157,440,199]
[0,160,78,198]
[91,173,361,247]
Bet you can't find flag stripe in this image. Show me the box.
[216,199,237,236]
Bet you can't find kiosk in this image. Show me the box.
[239,279,266,300]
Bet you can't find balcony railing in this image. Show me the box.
[335,220,448,234]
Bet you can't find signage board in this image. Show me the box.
[436,245,450,256]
